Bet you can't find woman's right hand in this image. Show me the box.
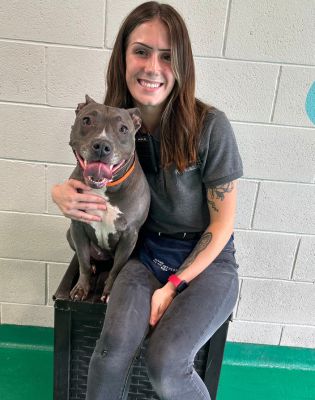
[51,179,107,223]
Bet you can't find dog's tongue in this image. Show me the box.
[83,162,112,181]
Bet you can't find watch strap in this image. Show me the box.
[168,274,182,288]
[168,274,189,293]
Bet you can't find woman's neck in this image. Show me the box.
[136,104,163,133]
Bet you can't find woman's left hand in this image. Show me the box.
[150,283,176,326]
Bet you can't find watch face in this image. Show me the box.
[176,280,189,293]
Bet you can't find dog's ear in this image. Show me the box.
[127,108,142,131]
[75,95,97,115]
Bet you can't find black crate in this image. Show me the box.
[53,255,231,400]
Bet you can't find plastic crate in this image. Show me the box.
[53,254,231,400]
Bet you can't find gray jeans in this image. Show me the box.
[85,245,239,400]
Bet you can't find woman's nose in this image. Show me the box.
[145,54,160,74]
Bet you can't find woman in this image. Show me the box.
[52,2,243,399]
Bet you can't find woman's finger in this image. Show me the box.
[73,194,107,205]
[150,301,164,326]
[67,210,102,223]
[68,178,92,191]
[150,300,159,326]
[73,201,107,211]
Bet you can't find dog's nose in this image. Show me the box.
[92,140,112,158]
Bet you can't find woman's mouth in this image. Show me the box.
[137,79,163,89]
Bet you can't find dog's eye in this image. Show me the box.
[119,125,129,134]
[82,116,91,126]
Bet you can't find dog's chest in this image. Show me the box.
[87,189,123,250]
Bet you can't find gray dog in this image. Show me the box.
[68,95,150,301]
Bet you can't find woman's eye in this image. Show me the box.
[162,53,171,62]
[135,49,147,56]
[120,125,129,134]
[82,116,91,126]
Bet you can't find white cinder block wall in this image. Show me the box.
[0,0,314,348]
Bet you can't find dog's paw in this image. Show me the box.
[100,290,110,303]
[70,276,90,301]
[100,293,110,303]
[101,284,112,303]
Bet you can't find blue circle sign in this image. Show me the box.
[305,81,315,124]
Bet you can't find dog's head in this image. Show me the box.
[70,95,141,189]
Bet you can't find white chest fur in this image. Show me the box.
[87,188,123,250]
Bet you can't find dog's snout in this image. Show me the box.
[92,140,112,157]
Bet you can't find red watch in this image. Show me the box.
[168,275,189,294]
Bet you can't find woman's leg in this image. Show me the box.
[86,258,161,400]
[145,254,239,400]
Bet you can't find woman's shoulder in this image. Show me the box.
[197,106,243,183]
[199,107,233,147]
[202,106,230,128]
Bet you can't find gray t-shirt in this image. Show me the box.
[142,109,243,234]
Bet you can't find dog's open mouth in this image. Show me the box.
[75,152,125,188]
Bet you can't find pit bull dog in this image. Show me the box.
[67,95,150,301]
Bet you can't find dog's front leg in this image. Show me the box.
[101,229,138,302]
[69,221,92,300]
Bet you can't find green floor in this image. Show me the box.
[218,342,315,400]
[0,325,314,400]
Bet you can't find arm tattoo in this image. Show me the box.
[207,199,219,212]
[177,232,213,272]
[207,182,234,212]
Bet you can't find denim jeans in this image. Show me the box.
[85,241,239,400]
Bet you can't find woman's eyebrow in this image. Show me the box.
[131,41,171,52]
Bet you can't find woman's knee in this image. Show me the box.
[145,338,211,400]
[91,338,134,367]
[145,337,190,389]
[90,322,145,381]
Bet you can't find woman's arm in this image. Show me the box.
[173,180,237,282]
[51,179,107,223]
[150,180,237,326]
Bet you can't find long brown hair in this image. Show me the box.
[105,1,211,171]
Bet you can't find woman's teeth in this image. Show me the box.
[139,79,162,88]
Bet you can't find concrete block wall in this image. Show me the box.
[0,0,314,348]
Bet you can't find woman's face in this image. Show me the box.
[125,18,176,112]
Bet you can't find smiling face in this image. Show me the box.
[70,99,141,188]
[125,18,176,114]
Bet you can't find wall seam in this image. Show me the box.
[45,263,49,305]
[270,65,282,122]
[250,182,260,228]
[44,46,48,105]
[221,0,232,57]
[234,278,243,319]
[0,37,104,50]
[240,276,314,285]
[45,164,48,213]
[233,319,315,329]
[278,326,284,345]
[290,237,302,280]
